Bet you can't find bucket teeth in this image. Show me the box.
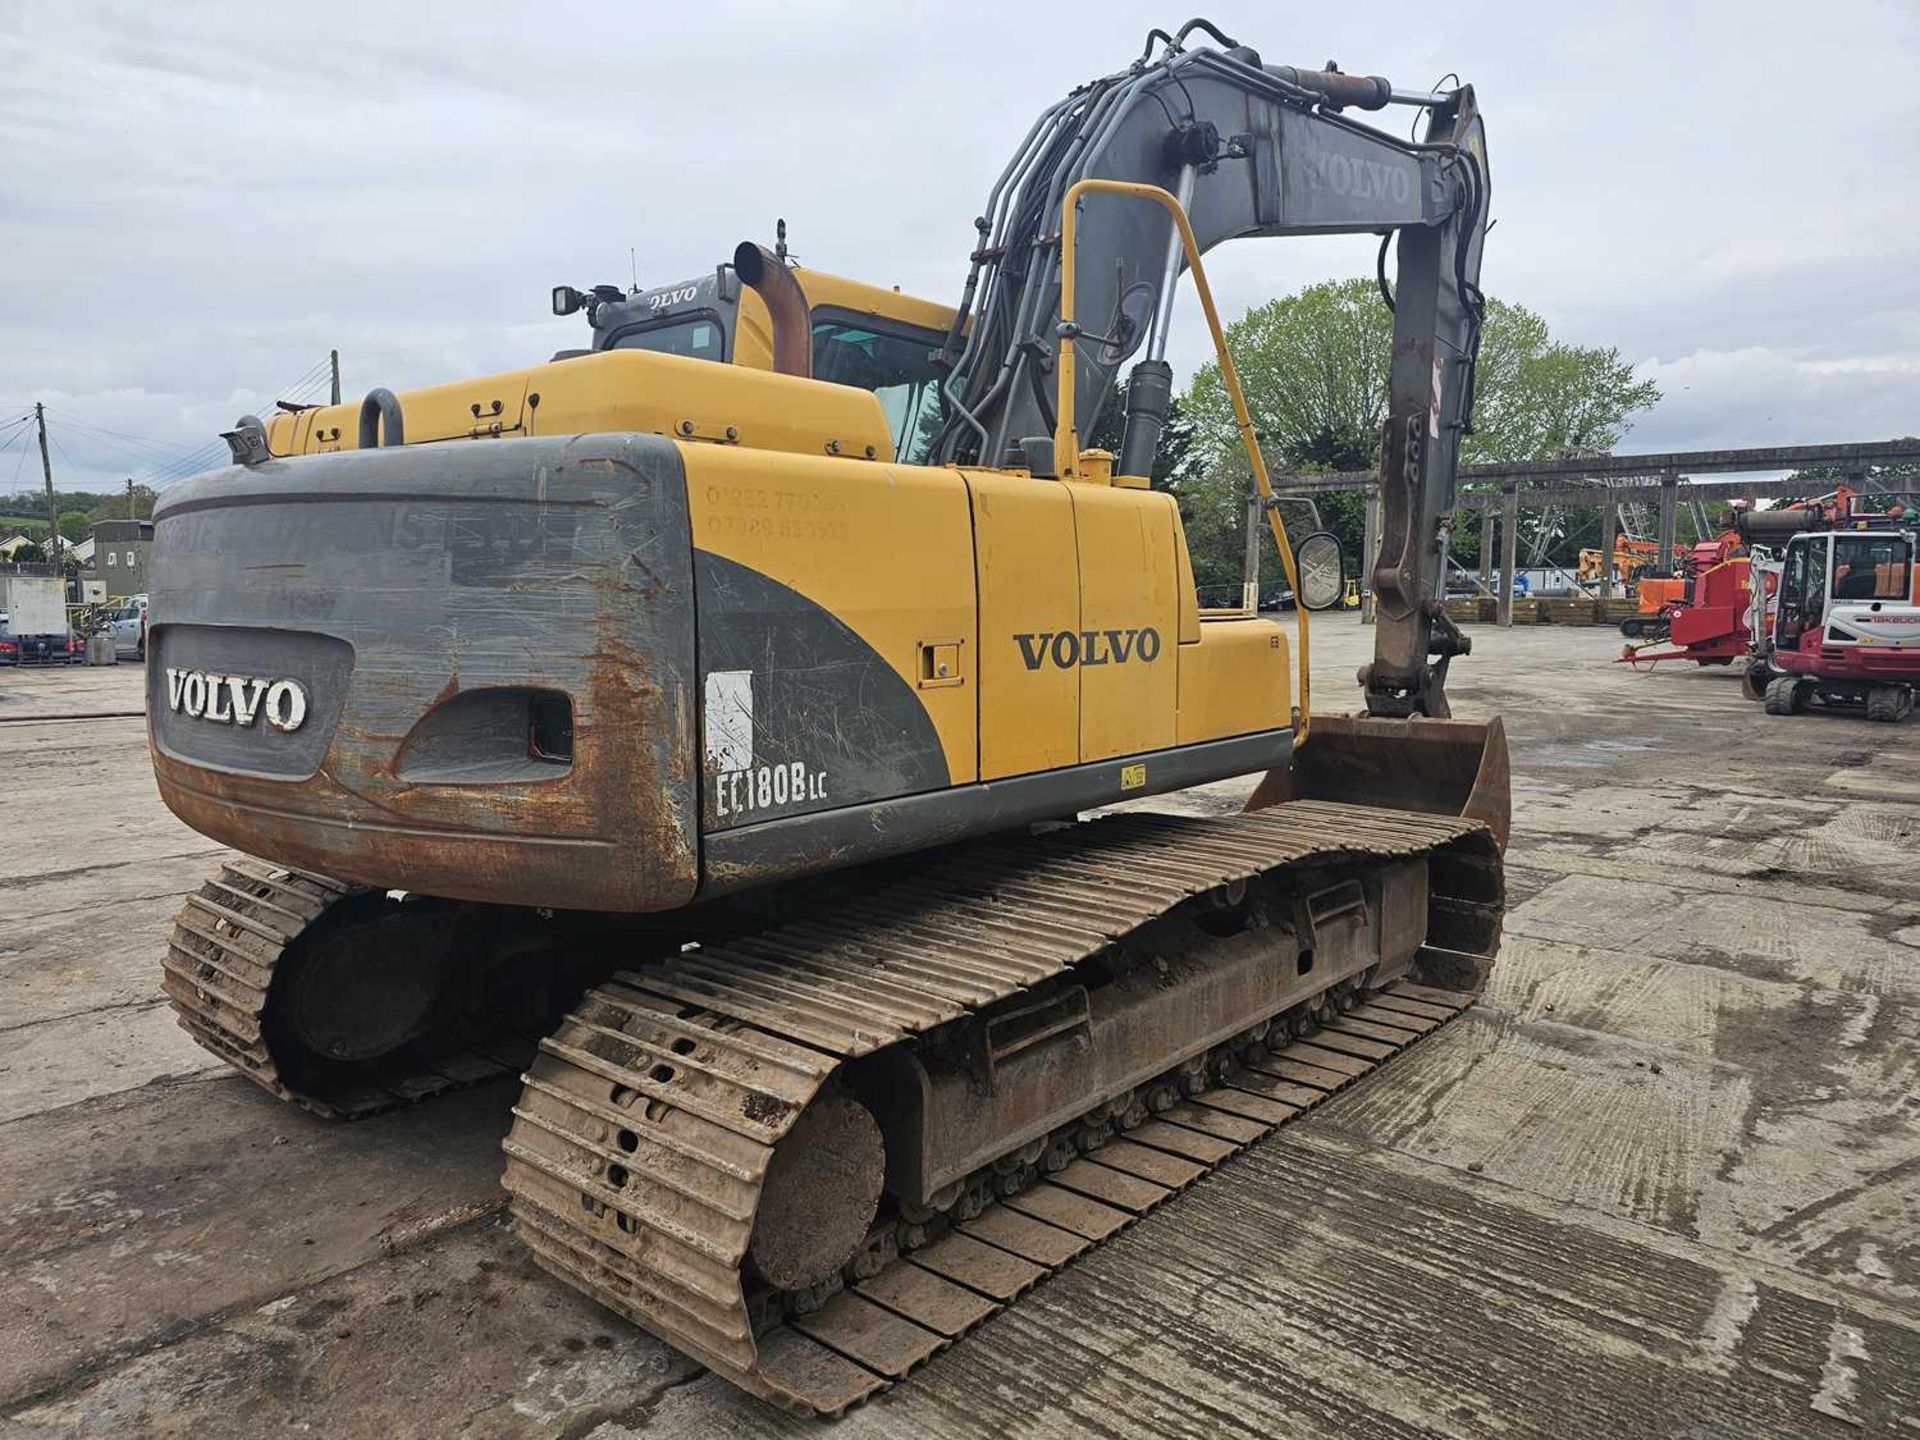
[501,801,1502,1416]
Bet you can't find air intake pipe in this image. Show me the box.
[1117,359,1174,481]
[733,241,812,379]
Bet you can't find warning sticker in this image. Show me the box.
[703,669,754,771]
[1429,357,1444,438]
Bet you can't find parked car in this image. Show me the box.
[103,594,149,660]
[0,612,85,665]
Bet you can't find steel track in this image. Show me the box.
[161,860,538,1118]
[501,800,1502,1415]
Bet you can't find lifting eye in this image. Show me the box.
[528,694,573,763]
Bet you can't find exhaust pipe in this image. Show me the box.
[733,241,812,379]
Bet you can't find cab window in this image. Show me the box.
[1832,534,1910,602]
[810,313,945,465]
[606,314,725,362]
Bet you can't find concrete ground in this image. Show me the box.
[1,619,1916,1438]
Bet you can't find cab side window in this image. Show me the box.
[810,313,946,465]
[606,315,726,362]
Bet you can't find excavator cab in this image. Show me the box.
[577,263,953,463]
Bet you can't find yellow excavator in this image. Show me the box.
[151,21,1506,1415]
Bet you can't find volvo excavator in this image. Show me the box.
[149,23,1508,1415]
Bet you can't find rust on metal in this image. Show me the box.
[1246,713,1512,849]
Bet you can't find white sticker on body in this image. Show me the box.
[703,669,754,771]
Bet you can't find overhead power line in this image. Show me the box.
[11,354,345,497]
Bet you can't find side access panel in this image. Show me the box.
[1070,485,1178,762]
[966,469,1080,780]
[682,447,977,840]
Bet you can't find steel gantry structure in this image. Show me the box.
[1270,439,1920,625]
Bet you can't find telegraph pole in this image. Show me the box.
[34,402,59,565]
[330,349,341,406]
[127,476,136,521]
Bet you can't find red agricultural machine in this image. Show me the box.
[1618,529,1771,670]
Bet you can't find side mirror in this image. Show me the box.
[552,285,586,317]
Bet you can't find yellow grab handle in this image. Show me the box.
[1055,178,1309,747]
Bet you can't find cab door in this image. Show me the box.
[1775,536,1826,651]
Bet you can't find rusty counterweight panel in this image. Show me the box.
[146,435,700,913]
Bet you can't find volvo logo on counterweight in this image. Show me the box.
[165,668,309,732]
[1013,627,1162,670]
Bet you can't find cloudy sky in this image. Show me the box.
[1,0,1914,495]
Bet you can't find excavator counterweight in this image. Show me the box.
[148,22,1510,1412]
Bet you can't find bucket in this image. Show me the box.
[1245,713,1511,851]
[86,634,117,666]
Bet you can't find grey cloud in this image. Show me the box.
[2,0,1914,495]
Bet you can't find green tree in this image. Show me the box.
[8,540,47,564]
[57,510,90,543]
[1180,279,1660,578]
[86,486,159,522]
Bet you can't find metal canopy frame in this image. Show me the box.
[1272,437,1920,626]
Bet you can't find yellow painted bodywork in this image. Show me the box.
[1175,620,1291,747]
[1055,178,1309,746]
[681,441,1291,790]
[1071,484,1178,762]
[268,265,948,461]
[967,469,1081,779]
[258,252,1290,809]
[684,445,981,787]
[266,348,896,466]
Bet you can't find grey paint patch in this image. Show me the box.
[694,550,949,832]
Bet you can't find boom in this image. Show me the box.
[934,21,1489,717]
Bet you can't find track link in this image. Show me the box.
[162,859,538,1118]
[502,800,1502,1415]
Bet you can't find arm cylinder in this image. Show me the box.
[1265,65,1393,111]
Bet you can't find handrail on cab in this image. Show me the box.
[1054,178,1310,747]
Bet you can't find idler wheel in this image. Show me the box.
[271,900,460,1064]
[749,1089,885,1292]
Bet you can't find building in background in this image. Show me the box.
[91,519,154,598]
